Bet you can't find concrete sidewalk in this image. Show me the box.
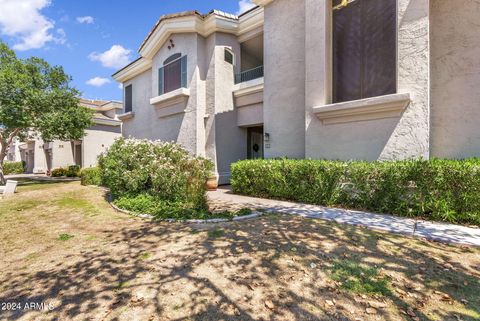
[208,187,480,247]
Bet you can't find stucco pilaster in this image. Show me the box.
[305,0,331,158]
[379,0,430,160]
[263,0,306,159]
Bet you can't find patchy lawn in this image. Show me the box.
[0,181,479,321]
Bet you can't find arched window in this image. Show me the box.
[159,53,187,95]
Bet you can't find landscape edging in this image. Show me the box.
[107,193,263,223]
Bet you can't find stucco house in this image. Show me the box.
[113,0,480,184]
[20,99,122,174]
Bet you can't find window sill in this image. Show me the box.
[313,93,411,125]
[118,111,135,120]
[150,87,190,109]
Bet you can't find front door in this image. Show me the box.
[26,150,34,173]
[248,127,264,159]
[74,143,82,167]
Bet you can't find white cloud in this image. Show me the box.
[236,0,256,15]
[76,16,94,24]
[55,28,66,45]
[0,0,64,51]
[86,77,111,87]
[88,45,132,69]
[118,83,123,90]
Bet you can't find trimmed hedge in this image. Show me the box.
[231,159,480,225]
[3,161,24,175]
[51,165,81,178]
[80,167,102,186]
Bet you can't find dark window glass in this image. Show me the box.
[163,53,181,65]
[225,48,234,64]
[159,55,187,95]
[125,85,132,113]
[333,0,397,103]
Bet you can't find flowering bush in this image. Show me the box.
[98,138,213,212]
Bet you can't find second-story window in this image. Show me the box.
[224,48,234,65]
[125,85,132,113]
[159,53,187,95]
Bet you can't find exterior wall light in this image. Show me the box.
[264,133,270,142]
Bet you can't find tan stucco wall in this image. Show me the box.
[51,140,74,170]
[83,125,122,168]
[303,0,430,161]
[430,0,480,159]
[211,33,248,183]
[121,31,247,184]
[122,33,200,155]
[263,0,306,159]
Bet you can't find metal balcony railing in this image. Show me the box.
[235,65,264,84]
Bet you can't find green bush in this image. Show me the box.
[231,158,480,225]
[3,161,24,175]
[51,165,81,178]
[80,167,102,186]
[51,167,68,177]
[66,165,80,177]
[99,138,213,215]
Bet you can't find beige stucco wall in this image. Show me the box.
[430,0,480,159]
[303,0,430,161]
[51,140,74,170]
[83,125,122,168]
[121,31,247,184]
[212,33,248,183]
[122,33,200,155]
[263,0,306,159]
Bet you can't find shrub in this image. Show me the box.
[3,161,24,175]
[231,158,480,226]
[51,165,81,178]
[99,138,213,213]
[66,165,81,177]
[51,167,68,177]
[80,167,102,186]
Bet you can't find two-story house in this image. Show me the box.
[113,0,480,184]
[20,99,123,174]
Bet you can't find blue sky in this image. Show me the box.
[0,0,255,101]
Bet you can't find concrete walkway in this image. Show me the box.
[208,187,480,247]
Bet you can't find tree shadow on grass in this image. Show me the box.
[0,213,479,321]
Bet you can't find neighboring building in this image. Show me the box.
[20,99,122,174]
[113,0,480,184]
[6,138,21,162]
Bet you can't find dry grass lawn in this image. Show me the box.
[0,180,479,321]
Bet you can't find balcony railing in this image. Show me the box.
[235,65,264,84]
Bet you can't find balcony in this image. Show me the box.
[235,65,264,84]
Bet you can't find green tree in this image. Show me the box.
[0,41,93,184]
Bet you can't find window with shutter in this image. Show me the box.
[159,54,187,95]
[332,0,397,103]
[125,85,132,113]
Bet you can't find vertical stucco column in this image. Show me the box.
[262,0,306,159]
[33,139,47,173]
[380,0,430,159]
[305,0,331,158]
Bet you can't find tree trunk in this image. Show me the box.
[0,147,7,185]
[0,130,19,185]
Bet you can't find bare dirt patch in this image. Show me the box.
[0,181,479,321]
